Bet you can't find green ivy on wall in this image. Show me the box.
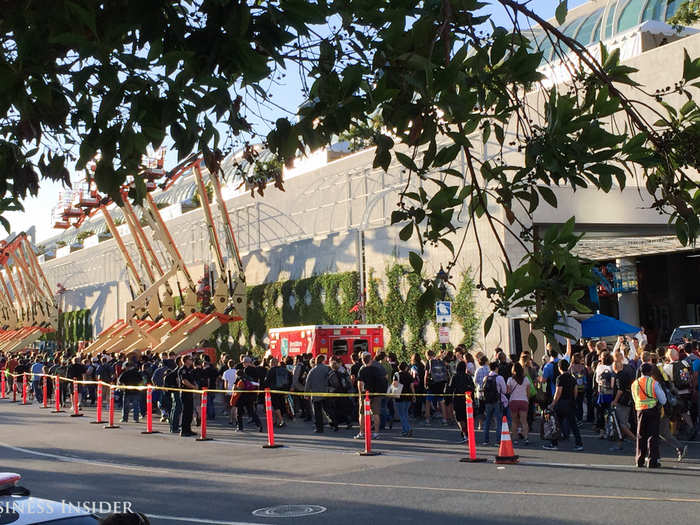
[210,265,478,364]
[41,308,92,344]
[219,271,360,356]
[365,264,480,362]
[452,270,479,350]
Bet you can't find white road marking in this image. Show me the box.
[146,513,275,525]
[3,441,700,504]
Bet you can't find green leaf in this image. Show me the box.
[433,144,461,167]
[683,49,700,82]
[395,152,418,172]
[539,186,557,207]
[484,313,494,336]
[555,1,568,25]
[408,251,423,274]
[399,222,413,241]
[528,331,538,351]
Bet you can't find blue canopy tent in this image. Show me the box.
[581,314,639,338]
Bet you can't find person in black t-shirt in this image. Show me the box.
[544,359,583,451]
[66,357,87,412]
[178,355,197,437]
[611,361,637,450]
[202,357,219,421]
[356,353,384,439]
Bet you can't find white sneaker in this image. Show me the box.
[353,433,364,440]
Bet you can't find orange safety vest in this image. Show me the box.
[631,376,657,411]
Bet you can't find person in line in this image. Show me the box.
[481,361,506,446]
[424,349,448,426]
[265,356,291,427]
[395,362,415,437]
[594,352,615,438]
[649,364,688,461]
[292,355,311,421]
[610,360,636,451]
[544,359,583,451]
[222,359,238,426]
[233,356,263,432]
[447,360,475,443]
[356,351,386,440]
[178,355,197,437]
[304,354,334,433]
[474,355,490,430]
[507,362,531,446]
[165,357,182,433]
[117,361,143,423]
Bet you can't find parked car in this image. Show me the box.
[0,472,99,524]
[669,325,700,345]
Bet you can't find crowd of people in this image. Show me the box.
[1,333,698,466]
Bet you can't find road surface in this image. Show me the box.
[1,397,699,524]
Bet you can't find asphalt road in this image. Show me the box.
[1,396,700,525]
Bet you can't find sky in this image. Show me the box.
[7,0,589,244]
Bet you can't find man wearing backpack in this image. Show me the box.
[481,361,506,446]
[424,350,448,426]
[265,357,291,427]
[292,355,312,421]
[664,347,696,439]
[610,360,636,451]
[166,357,183,433]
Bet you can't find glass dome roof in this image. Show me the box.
[531,0,685,61]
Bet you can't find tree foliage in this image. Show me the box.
[2,0,700,337]
[670,1,700,29]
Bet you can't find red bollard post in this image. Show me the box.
[21,373,28,405]
[460,392,487,463]
[262,388,283,449]
[141,386,159,434]
[1,371,6,399]
[90,384,105,424]
[40,376,49,408]
[359,392,380,456]
[51,376,64,413]
[104,386,120,429]
[196,388,212,441]
[70,381,83,417]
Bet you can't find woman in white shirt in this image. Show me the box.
[507,362,532,445]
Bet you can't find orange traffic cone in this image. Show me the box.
[495,416,519,464]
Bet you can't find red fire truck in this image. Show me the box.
[267,325,384,364]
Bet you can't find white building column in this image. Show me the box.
[616,257,640,326]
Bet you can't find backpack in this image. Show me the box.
[298,364,309,386]
[573,370,586,393]
[273,367,290,390]
[598,367,614,395]
[429,359,447,384]
[482,375,499,404]
[163,368,179,388]
[336,371,351,393]
[673,360,692,390]
[604,407,622,441]
[541,409,561,441]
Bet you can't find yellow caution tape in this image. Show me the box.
[2,371,474,398]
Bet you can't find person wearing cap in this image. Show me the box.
[631,362,667,468]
